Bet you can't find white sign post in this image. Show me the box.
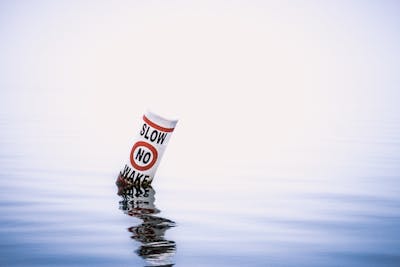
[119,111,178,186]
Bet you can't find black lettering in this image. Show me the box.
[134,173,144,185]
[150,130,158,142]
[135,148,145,161]
[143,175,150,186]
[136,148,151,164]
[144,126,150,139]
[121,164,131,177]
[142,152,151,164]
[157,132,167,144]
[128,170,136,183]
[140,123,147,136]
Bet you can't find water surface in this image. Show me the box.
[0,112,399,267]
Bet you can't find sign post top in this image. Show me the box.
[145,110,178,131]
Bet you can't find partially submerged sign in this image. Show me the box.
[118,111,178,186]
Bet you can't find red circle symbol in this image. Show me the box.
[130,141,158,171]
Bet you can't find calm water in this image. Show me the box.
[1,113,400,267]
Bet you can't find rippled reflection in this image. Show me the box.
[117,176,176,266]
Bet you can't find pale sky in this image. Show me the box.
[1,0,399,179]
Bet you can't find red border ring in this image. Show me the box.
[130,141,158,171]
[143,115,174,132]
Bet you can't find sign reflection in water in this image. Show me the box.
[117,177,176,266]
